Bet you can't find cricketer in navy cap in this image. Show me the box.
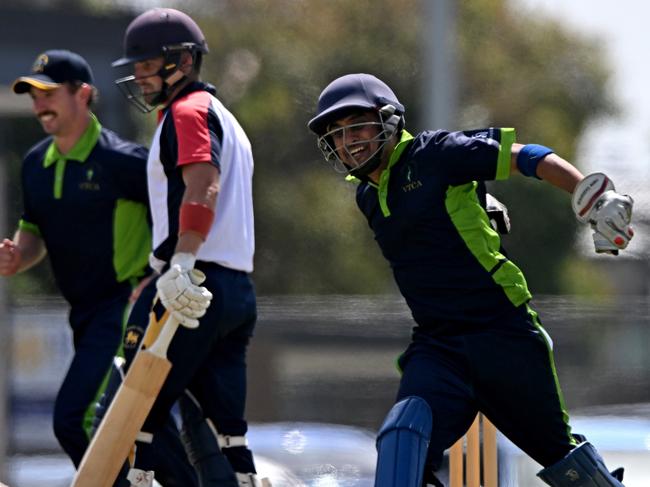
[12,49,94,94]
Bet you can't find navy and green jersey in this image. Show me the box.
[19,114,151,305]
[355,128,531,328]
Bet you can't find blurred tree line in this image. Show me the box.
[4,0,615,297]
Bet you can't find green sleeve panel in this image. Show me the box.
[18,219,41,237]
[113,199,151,283]
[495,127,516,181]
[526,305,577,445]
[445,182,531,306]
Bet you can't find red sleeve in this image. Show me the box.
[171,91,215,166]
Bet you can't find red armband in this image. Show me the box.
[179,202,215,241]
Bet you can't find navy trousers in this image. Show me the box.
[396,305,576,474]
[122,261,258,475]
[55,289,130,466]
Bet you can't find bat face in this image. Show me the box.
[71,310,178,487]
[72,350,171,485]
[72,348,172,486]
[73,273,203,486]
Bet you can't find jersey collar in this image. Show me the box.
[346,130,414,183]
[376,130,414,216]
[43,113,102,168]
[158,81,215,119]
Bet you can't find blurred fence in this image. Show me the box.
[8,294,650,454]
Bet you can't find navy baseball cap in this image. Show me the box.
[12,49,94,94]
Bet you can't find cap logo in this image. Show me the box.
[32,54,49,73]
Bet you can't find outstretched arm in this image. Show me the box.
[510,143,584,193]
[509,143,634,254]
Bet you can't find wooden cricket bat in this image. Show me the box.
[71,310,179,487]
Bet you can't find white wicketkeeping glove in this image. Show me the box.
[156,253,212,329]
[571,173,634,255]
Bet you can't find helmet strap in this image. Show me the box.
[147,86,171,108]
[348,151,384,178]
[153,49,197,106]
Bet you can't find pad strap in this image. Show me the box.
[136,431,154,444]
[217,433,248,449]
[205,417,248,448]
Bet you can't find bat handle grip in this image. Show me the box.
[147,315,179,359]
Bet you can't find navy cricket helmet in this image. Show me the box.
[112,8,208,68]
[308,73,405,136]
[112,8,208,112]
[309,74,405,178]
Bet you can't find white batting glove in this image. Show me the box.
[148,252,166,275]
[156,253,212,329]
[572,173,634,255]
